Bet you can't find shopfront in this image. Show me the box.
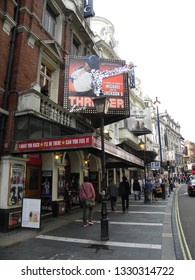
[0,133,143,231]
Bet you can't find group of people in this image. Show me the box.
[64,174,175,228]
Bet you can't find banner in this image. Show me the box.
[64,55,130,118]
[83,0,95,18]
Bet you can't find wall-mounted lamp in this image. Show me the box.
[84,158,89,165]
[54,153,62,160]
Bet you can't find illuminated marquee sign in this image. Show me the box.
[64,55,130,118]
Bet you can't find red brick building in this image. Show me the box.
[0,0,144,231]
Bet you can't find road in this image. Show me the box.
[176,183,195,260]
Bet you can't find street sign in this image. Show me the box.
[151,161,160,169]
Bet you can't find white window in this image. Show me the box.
[39,53,59,103]
[44,5,56,37]
[40,63,52,90]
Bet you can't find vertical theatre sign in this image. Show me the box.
[83,0,95,18]
[64,55,130,119]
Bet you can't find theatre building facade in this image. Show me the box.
[0,0,147,231]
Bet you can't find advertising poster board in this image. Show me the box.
[8,211,22,229]
[41,170,52,212]
[8,164,25,206]
[58,168,65,198]
[129,108,152,136]
[64,55,130,118]
[21,198,41,229]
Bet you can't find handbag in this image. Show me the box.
[85,198,95,207]
[82,184,95,207]
[155,185,162,193]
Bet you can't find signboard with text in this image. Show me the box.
[17,135,93,151]
[151,161,161,169]
[64,55,130,118]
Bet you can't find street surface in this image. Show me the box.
[177,184,195,259]
[0,193,175,260]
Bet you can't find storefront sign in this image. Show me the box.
[17,135,93,151]
[16,134,143,167]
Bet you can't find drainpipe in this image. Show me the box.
[0,0,20,156]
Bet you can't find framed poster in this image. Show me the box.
[8,211,22,229]
[57,168,65,198]
[8,164,25,206]
[21,198,41,229]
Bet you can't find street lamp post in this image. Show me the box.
[92,95,110,241]
[153,97,166,199]
[153,97,162,163]
[139,139,147,203]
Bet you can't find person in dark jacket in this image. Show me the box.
[118,176,131,212]
[133,178,141,200]
[64,183,72,214]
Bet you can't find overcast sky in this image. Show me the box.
[93,0,195,141]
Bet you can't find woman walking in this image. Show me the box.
[79,176,96,227]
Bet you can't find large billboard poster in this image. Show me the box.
[128,108,152,136]
[64,55,130,116]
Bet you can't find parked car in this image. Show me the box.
[188,179,195,196]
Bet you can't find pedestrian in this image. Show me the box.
[79,176,96,227]
[133,178,141,200]
[145,178,153,203]
[169,177,174,191]
[118,176,131,212]
[153,178,160,201]
[165,178,169,198]
[64,183,72,214]
[107,180,118,211]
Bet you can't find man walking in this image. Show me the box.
[118,176,131,212]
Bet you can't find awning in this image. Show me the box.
[12,133,144,168]
[138,150,158,164]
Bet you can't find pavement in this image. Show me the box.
[0,190,177,260]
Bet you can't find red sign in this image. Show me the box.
[17,135,93,151]
[64,55,130,115]
[16,134,143,167]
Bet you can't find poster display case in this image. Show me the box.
[21,198,41,229]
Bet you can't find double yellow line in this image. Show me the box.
[175,186,192,260]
